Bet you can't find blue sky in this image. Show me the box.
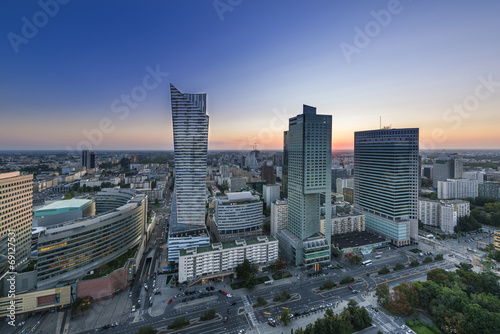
[1,0,499,151]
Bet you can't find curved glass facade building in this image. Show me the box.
[36,189,147,289]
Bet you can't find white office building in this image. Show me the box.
[271,200,288,237]
[336,178,354,196]
[178,236,278,283]
[321,213,365,235]
[462,171,485,184]
[438,179,478,199]
[419,198,470,234]
[213,192,263,242]
[263,184,280,208]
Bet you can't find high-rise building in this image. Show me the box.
[354,128,419,246]
[81,150,96,169]
[0,172,33,269]
[261,164,276,184]
[462,171,484,184]
[263,184,280,208]
[271,200,288,237]
[433,154,463,187]
[438,178,478,199]
[331,168,348,192]
[277,105,332,266]
[229,177,247,192]
[170,84,208,226]
[220,165,230,179]
[273,153,283,167]
[336,178,354,196]
[282,131,289,197]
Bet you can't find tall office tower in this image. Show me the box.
[220,165,230,179]
[432,154,463,187]
[170,84,209,226]
[273,153,283,167]
[81,150,96,169]
[354,128,419,246]
[282,131,289,197]
[261,164,276,184]
[331,168,348,192]
[277,105,332,266]
[0,172,33,269]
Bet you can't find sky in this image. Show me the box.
[1,0,499,152]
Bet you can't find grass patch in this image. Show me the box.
[20,260,37,273]
[339,275,355,285]
[272,271,292,280]
[83,244,138,280]
[406,318,441,334]
[165,275,173,285]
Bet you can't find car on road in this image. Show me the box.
[268,320,276,327]
[138,298,141,304]
[227,293,232,298]
[129,292,132,298]
[220,290,227,295]
[352,290,359,294]
[223,316,228,322]
[348,285,353,290]
[144,283,148,290]
[227,309,231,314]
[230,302,237,306]
[131,305,136,312]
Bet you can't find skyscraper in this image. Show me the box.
[0,172,33,270]
[354,128,419,246]
[170,84,209,226]
[81,150,96,169]
[432,153,463,187]
[261,164,276,184]
[278,105,332,266]
[167,84,210,262]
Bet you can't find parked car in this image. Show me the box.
[168,299,172,304]
[223,316,228,322]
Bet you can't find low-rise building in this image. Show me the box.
[419,198,470,234]
[495,231,500,252]
[320,213,365,236]
[438,178,478,199]
[479,182,500,200]
[178,236,278,283]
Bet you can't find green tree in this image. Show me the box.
[137,325,157,334]
[72,183,80,192]
[255,296,267,307]
[340,275,354,284]
[378,266,390,275]
[263,221,270,234]
[167,316,189,329]
[263,207,271,217]
[274,256,286,272]
[423,256,433,263]
[410,260,420,267]
[435,254,444,261]
[246,274,256,289]
[235,259,256,280]
[394,262,405,270]
[375,284,390,306]
[281,309,291,326]
[320,279,337,290]
[200,308,216,321]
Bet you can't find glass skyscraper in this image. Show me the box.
[170,84,208,226]
[279,105,332,266]
[354,128,419,246]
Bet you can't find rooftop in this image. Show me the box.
[34,199,92,216]
[226,192,253,201]
[331,232,387,250]
[179,235,277,256]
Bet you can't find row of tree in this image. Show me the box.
[294,300,371,334]
[375,263,500,333]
